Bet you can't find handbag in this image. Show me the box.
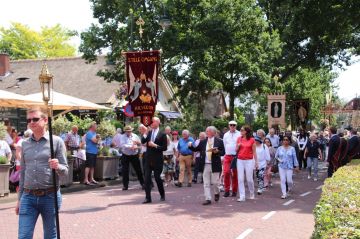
[9,170,20,183]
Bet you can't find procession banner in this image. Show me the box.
[293,99,310,129]
[267,94,286,130]
[125,50,160,126]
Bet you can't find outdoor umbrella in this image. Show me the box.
[24,91,110,111]
[0,89,42,108]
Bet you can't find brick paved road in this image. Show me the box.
[0,165,327,239]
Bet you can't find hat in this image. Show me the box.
[228,120,237,125]
[124,125,134,132]
[254,136,262,143]
[171,131,179,135]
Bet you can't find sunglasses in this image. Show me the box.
[27,117,42,123]
[229,124,236,127]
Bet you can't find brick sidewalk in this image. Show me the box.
[0,166,327,239]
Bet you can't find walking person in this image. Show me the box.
[304,133,322,181]
[297,129,308,169]
[83,122,101,185]
[275,135,299,199]
[175,130,195,187]
[188,126,225,205]
[236,125,257,202]
[327,126,340,177]
[162,126,176,186]
[141,117,167,204]
[222,120,240,197]
[119,125,144,190]
[193,132,206,184]
[347,128,360,163]
[254,136,270,195]
[264,138,277,188]
[266,128,280,149]
[16,107,68,239]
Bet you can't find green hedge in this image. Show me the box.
[312,159,360,239]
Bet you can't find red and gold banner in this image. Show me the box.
[125,50,160,126]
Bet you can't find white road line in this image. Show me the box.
[236,228,254,239]
[283,199,295,206]
[300,191,312,197]
[262,211,276,220]
[316,185,322,190]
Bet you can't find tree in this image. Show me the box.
[258,0,360,81]
[0,22,76,59]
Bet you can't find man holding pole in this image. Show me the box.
[15,107,68,239]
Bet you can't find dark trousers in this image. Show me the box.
[121,154,144,188]
[144,162,164,201]
[298,150,307,169]
[193,157,202,182]
[327,162,334,178]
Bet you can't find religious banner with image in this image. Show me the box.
[125,50,160,126]
[293,99,310,129]
[267,94,286,130]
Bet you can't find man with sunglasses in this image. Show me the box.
[15,107,68,239]
[222,121,240,197]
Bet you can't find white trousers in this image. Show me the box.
[237,159,255,199]
[203,164,220,201]
[279,167,294,196]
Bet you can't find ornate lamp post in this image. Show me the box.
[38,63,61,239]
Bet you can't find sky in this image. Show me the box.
[0,0,359,101]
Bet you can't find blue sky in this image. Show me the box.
[0,0,359,101]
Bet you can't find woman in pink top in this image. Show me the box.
[235,125,258,202]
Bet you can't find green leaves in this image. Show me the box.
[0,22,76,60]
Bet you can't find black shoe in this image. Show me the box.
[141,185,145,190]
[187,183,192,187]
[160,196,165,201]
[142,199,152,204]
[231,192,237,197]
[192,180,197,184]
[175,182,182,187]
[214,194,220,202]
[202,200,211,206]
[122,187,128,191]
[223,192,230,197]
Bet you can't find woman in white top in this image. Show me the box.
[297,129,308,170]
[254,136,270,194]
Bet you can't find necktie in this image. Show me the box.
[207,139,213,162]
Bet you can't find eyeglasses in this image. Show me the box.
[27,118,41,123]
[229,124,236,127]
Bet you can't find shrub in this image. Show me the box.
[312,159,360,239]
[97,120,116,139]
[52,116,72,135]
[0,156,8,164]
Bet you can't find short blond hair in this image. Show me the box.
[27,106,48,118]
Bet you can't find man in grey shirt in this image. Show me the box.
[15,107,68,239]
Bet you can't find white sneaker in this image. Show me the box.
[281,194,287,199]
[249,193,255,200]
[307,175,311,179]
[314,178,318,181]
[237,197,246,202]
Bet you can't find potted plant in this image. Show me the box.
[94,121,118,180]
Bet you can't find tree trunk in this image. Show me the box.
[229,91,235,120]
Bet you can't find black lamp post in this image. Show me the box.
[39,63,61,239]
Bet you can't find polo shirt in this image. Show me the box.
[177,137,195,155]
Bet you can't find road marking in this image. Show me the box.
[262,211,276,220]
[300,191,312,197]
[236,228,253,239]
[316,185,322,190]
[283,199,295,206]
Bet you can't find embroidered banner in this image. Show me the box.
[125,51,160,125]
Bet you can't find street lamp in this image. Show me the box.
[38,63,61,239]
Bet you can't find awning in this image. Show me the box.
[159,111,182,119]
[0,89,42,108]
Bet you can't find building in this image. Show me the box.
[0,54,182,129]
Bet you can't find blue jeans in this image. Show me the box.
[307,157,319,178]
[18,190,62,239]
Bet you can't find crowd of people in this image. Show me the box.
[1,107,360,238]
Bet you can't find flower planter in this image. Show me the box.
[94,156,120,180]
[60,157,74,187]
[0,164,11,197]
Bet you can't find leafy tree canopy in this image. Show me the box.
[0,22,77,60]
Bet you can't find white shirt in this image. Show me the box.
[112,133,122,148]
[205,137,214,164]
[223,130,240,155]
[151,128,159,141]
[119,133,141,156]
[5,132,13,145]
[164,136,176,156]
[256,144,270,169]
[0,140,11,157]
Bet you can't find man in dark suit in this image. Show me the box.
[141,117,167,204]
[189,126,225,205]
[327,126,340,177]
[347,128,360,164]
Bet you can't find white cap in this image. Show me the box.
[228,120,237,125]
